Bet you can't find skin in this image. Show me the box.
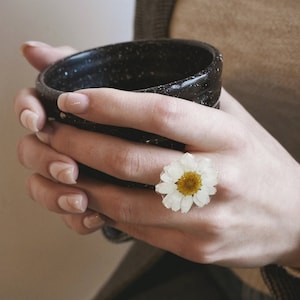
[15,42,300,268]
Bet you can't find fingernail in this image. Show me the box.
[35,124,53,144]
[49,162,77,184]
[83,213,104,229]
[21,41,50,55]
[58,92,89,114]
[20,109,39,132]
[58,194,86,213]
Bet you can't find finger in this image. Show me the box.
[114,222,182,250]
[108,222,219,264]
[76,175,224,230]
[27,174,88,214]
[57,88,242,151]
[14,88,46,132]
[62,211,105,235]
[21,41,77,71]
[18,134,78,184]
[78,178,173,226]
[36,122,181,185]
[14,42,77,132]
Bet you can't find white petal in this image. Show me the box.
[197,158,210,170]
[162,194,173,209]
[158,153,217,212]
[171,193,183,212]
[202,174,218,187]
[205,185,217,195]
[180,195,194,213]
[164,162,183,181]
[193,191,210,207]
[162,191,182,212]
[155,182,176,194]
[180,153,196,171]
[160,172,174,183]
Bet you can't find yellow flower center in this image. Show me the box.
[177,172,202,196]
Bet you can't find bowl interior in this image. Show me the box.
[42,39,215,92]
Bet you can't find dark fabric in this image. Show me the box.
[93,241,165,300]
[110,254,241,300]
[134,0,176,39]
[261,265,300,300]
[94,241,272,300]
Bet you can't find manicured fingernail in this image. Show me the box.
[20,109,39,132]
[21,41,50,55]
[35,124,53,144]
[58,93,89,114]
[49,162,77,184]
[83,213,104,229]
[58,194,86,213]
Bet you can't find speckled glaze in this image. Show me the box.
[36,39,222,185]
[36,39,222,243]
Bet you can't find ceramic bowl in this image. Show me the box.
[36,39,222,242]
[36,39,222,141]
[36,39,222,184]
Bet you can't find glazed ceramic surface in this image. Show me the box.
[36,39,222,184]
[36,39,222,242]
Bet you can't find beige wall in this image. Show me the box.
[0,1,134,299]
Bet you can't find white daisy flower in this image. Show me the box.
[155,153,217,213]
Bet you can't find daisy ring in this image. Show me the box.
[155,153,218,213]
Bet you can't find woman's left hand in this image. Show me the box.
[17,87,300,268]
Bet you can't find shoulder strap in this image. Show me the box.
[261,265,300,300]
[134,0,177,39]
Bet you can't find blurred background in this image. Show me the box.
[0,0,135,299]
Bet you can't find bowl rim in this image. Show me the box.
[36,38,222,100]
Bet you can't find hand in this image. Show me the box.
[14,42,104,230]
[15,42,300,268]
[15,41,77,132]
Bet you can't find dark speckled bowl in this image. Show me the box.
[36,39,222,184]
[36,39,222,242]
[36,39,222,137]
[36,39,222,181]
[36,39,222,185]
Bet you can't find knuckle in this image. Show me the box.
[193,239,223,264]
[150,96,179,134]
[112,199,135,223]
[175,238,217,264]
[227,123,249,151]
[218,166,241,197]
[110,147,143,180]
[195,245,218,264]
[178,211,235,263]
[203,206,234,235]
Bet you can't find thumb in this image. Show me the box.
[21,41,77,71]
